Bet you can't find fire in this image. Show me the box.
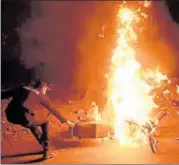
[119,8,135,24]
[107,1,168,145]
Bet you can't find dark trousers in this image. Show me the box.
[28,122,49,151]
[5,102,50,151]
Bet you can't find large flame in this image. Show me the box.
[107,1,168,145]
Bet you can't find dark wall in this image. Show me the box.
[165,0,179,24]
[2,0,32,88]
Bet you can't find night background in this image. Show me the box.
[2,0,114,91]
[2,0,179,91]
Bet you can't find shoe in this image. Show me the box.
[42,150,53,160]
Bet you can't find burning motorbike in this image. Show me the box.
[125,111,168,153]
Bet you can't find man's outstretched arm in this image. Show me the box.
[40,100,67,123]
[40,99,75,128]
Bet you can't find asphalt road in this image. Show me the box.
[1,112,179,164]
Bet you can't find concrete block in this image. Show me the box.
[73,120,114,138]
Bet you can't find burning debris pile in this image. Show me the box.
[71,102,114,139]
[75,102,101,122]
[99,0,179,149]
[105,1,163,145]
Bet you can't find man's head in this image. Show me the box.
[41,82,50,95]
[31,79,50,95]
[32,79,42,89]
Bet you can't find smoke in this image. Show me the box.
[19,1,94,88]
[154,1,179,76]
[19,1,179,91]
[137,1,179,77]
[76,2,118,90]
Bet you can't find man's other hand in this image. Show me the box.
[66,120,75,128]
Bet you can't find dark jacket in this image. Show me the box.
[2,87,67,127]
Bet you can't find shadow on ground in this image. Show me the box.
[1,151,45,164]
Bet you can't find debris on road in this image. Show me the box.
[75,102,101,122]
[72,120,113,139]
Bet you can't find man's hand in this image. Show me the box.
[66,120,76,128]
[171,100,179,106]
[66,120,77,138]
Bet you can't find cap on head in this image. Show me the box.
[32,79,42,89]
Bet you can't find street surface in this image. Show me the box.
[1,110,179,164]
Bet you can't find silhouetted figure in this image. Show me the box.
[2,79,74,160]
